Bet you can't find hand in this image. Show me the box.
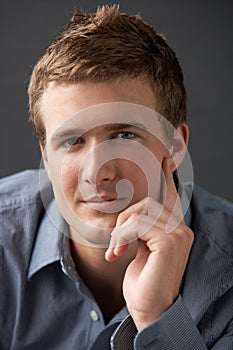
[105,157,194,331]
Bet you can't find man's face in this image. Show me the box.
[40,79,174,246]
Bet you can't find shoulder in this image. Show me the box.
[0,169,52,209]
[192,184,233,216]
[0,169,52,256]
[182,184,233,328]
[0,170,42,208]
[189,184,233,257]
[0,170,52,345]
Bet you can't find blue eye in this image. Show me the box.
[114,131,135,140]
[65,137,84,147]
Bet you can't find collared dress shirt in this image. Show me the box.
[0,170,232,349]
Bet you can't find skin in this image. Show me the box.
[40,78,193,328]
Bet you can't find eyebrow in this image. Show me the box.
[50,122,148,143]
[105,122,147,131]
[50,128,83,143]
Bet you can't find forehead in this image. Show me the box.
[39,79,157,137]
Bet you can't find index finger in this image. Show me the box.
[115,197,149,227]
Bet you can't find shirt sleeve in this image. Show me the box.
[111,295,232,350]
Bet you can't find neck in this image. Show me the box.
[70,240,137,290]
[70,240,137,323]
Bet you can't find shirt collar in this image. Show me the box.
[27,200,66,280]
[173,171,193,228]
[181,182,193,228]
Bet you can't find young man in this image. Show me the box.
[0,5,232,350]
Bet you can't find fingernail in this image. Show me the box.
[114,246,120,255]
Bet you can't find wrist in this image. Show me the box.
[129,302,173,331]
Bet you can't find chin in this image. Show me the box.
[85,215,118,230]
[78,206,119,226]
[70,221,114,248]
[66,211,118,247]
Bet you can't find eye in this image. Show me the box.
[64,137,84,147]
[113,131,136,140]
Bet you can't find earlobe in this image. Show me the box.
[170,123,189,172]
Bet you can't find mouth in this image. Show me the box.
[85,195,117,202]
[83,196,129,213]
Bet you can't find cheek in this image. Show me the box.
[120,159,162,201]
[48,155,80,201]
[61,159,80,198]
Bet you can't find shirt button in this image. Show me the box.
[90,310,99,321]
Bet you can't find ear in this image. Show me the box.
[40,143,51,179]
[169,123,189,172]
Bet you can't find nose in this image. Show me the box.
[81,142,116,187]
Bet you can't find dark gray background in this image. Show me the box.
[1,0,232,201]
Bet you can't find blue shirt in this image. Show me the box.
[0,170,232,349]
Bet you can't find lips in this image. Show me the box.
[85,195,117,202]
[83,195,128,213]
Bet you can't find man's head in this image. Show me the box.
[28,5,187,148]
[29,6,190,247]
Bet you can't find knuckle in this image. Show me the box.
[186,227,194,244]
[131,213,139,220]
[169,225,193,243]
[176,225,194,248]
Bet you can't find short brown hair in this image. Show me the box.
[28,5,187,146]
